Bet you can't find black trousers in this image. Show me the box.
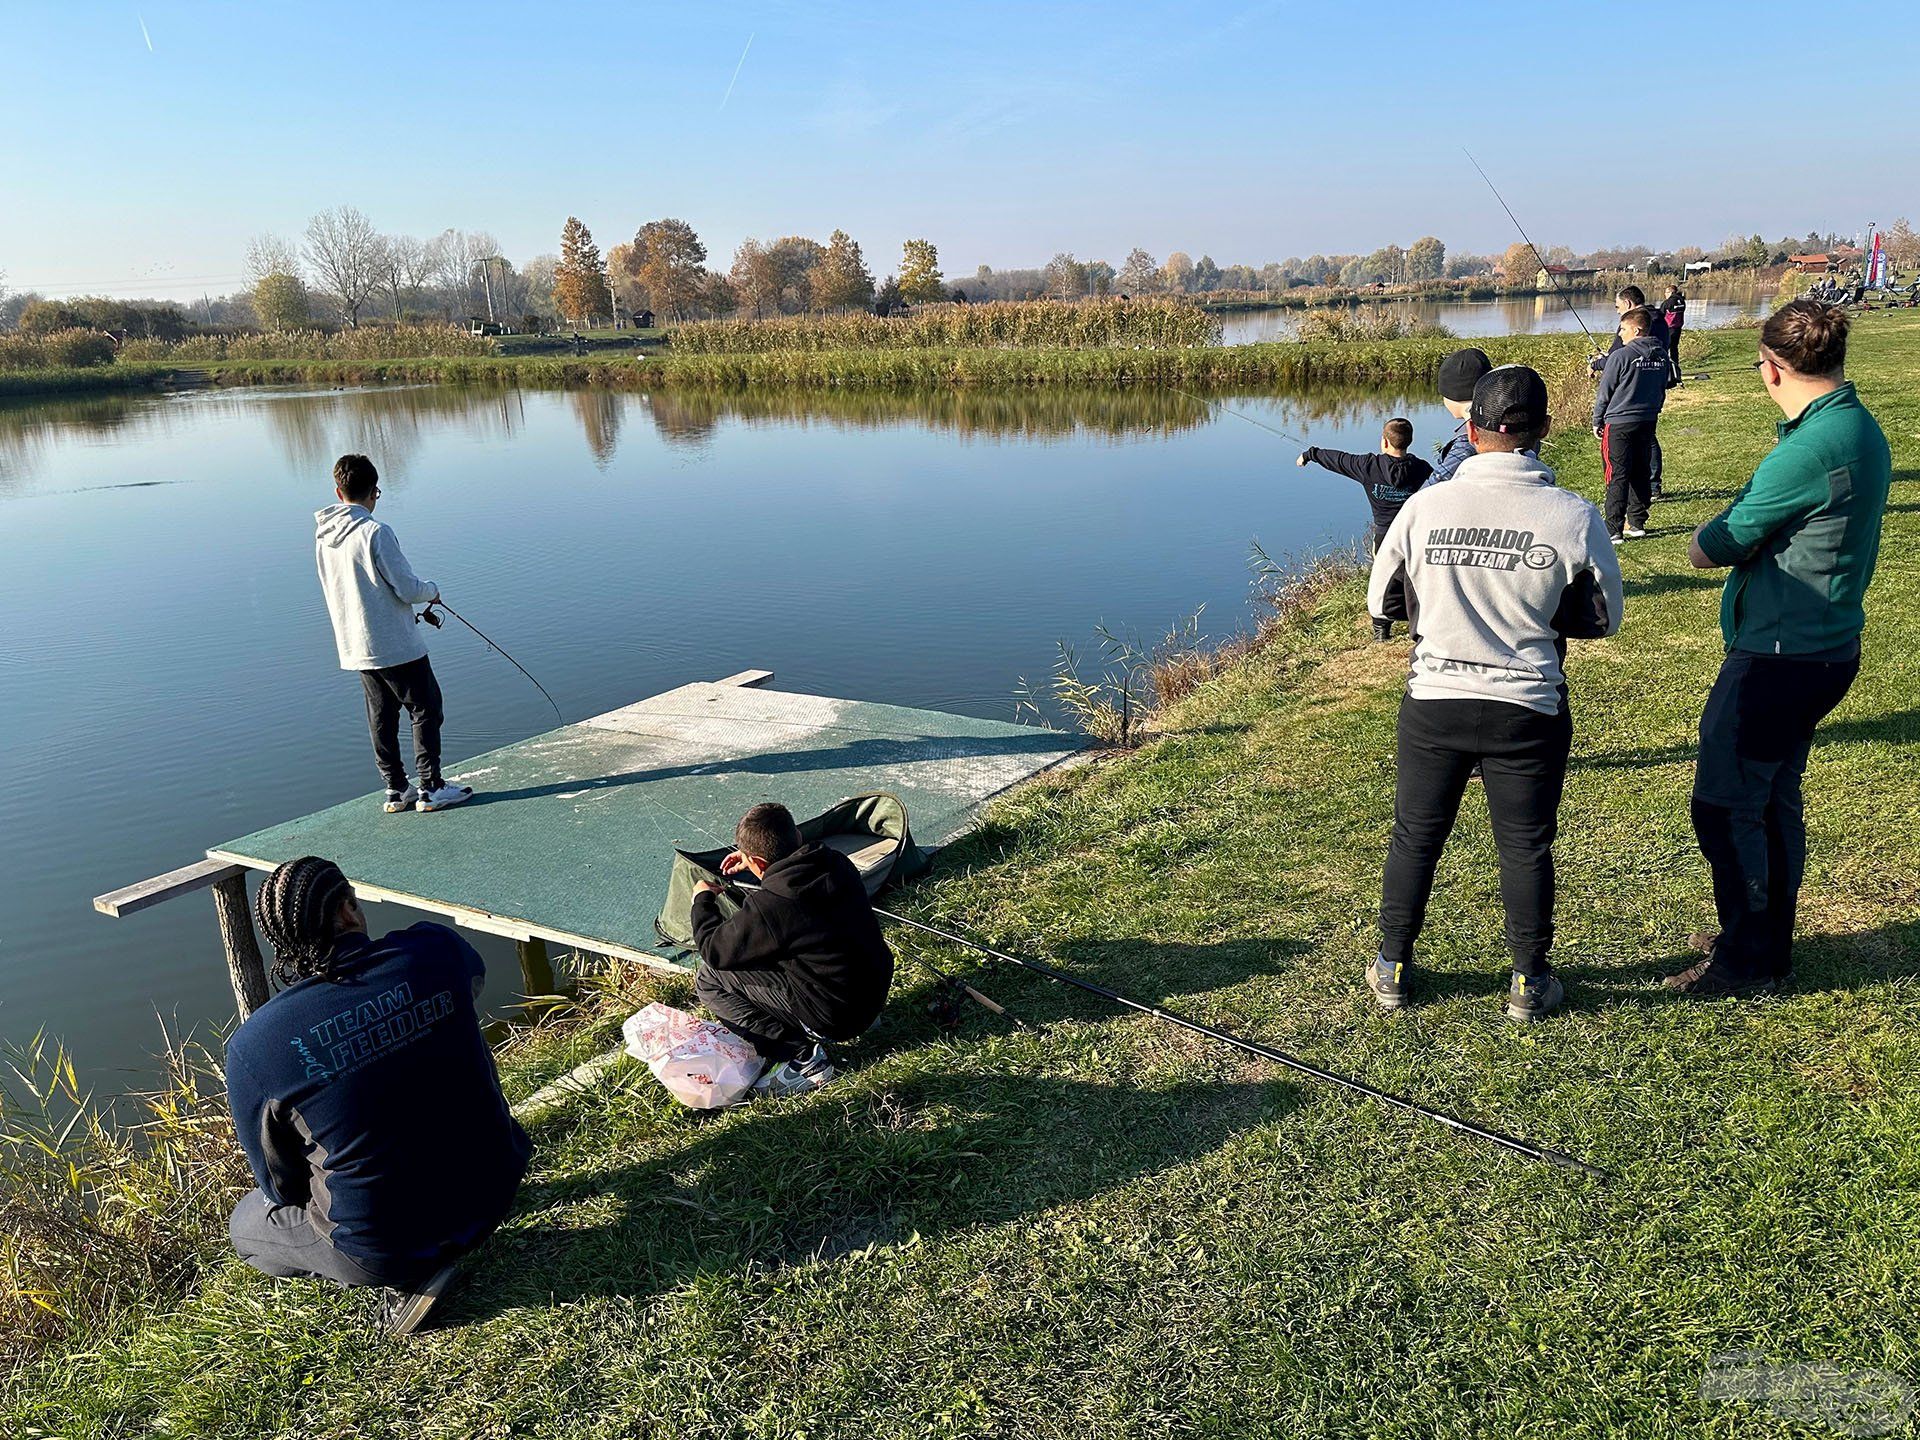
[1691,650,1859,979]
[696,964,813,1063]
[360,655,444,792]
[1380,695,1572,977]
[1602,420,1656,535]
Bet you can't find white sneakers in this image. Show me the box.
[416,781,474,813]
[1623,526,1648,539]
[753,1042,836,1098]
[382,785,421,814]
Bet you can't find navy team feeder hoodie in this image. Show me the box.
[1298,447,1434,541]
[1593,333,1672,429]
[224,922,531,1280]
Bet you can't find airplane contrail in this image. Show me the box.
[138,13,154,51]
[719,32,754,109]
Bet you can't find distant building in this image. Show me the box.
[1535,265,1597,287]
[1684,259,1714,274]
[1789,254,1833,274]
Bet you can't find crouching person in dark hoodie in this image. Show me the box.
[225,856,531,1335]
[692,803,895,1097]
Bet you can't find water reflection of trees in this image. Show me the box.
[0,394,155,493]
[632,383,1416,450]
[1,380,1429,490]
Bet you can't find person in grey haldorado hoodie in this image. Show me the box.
[1592,306,1672,542]
[1366,365,1623,1023]
[315,454,472,813]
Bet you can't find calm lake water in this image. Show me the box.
[1216,292,1769,345]
[1,380,1451,1081]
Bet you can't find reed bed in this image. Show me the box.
[670,299,1221,354]
[0,328,118,370]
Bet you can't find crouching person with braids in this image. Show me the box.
[224,856,531,1333]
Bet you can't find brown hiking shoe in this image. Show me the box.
[1662,954,1774,998]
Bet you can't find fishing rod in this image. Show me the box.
[1463,148,1606,359]
[1169,386,1305,445]
[419,600,565,725]
[874,906,1609,1180]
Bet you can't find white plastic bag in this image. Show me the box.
[621,1002,764,1110]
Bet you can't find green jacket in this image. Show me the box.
[1696,382,1891,655]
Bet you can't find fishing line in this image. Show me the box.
[1463,148,1605,358]
[1169,386,1306,445]
[420,601,565,725]
[874,906,1608,1179]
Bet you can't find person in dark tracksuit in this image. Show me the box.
[1592,285,1673,497]
[1421,347,1493,490]
[692,803,895,1097]
[1367,366,1623,1024]
[1669,301,1890,998]
[1297,417,1433,639]
[225,856,531,1334]
[1662,286,1688,385]
[315,454,472,814]
[1592,307,1671,542]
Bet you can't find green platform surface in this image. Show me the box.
[213,681,1079,966]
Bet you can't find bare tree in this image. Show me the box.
[244,234,303,286]
[304,207,383,327]
[380,234,436,318]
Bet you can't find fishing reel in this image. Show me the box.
[926,975,970,1031]
[417,603,443,628]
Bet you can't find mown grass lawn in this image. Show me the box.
[9,318,1919,1439]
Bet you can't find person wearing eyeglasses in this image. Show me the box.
[1668,301,1891,997]
[315,454,472,815]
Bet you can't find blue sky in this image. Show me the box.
[3,0,1913,301]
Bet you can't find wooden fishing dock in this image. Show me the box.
[94,671,1080,1017]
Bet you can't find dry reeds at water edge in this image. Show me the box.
[670,299,1223,354]
[0,1030,247,1366]
[1017,544,1364,747]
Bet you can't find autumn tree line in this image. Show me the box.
[3,207,1908,342]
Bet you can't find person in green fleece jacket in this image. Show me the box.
[1669,301,1891,997]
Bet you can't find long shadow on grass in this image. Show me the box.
[1572,918,1920,999]
[1622,571,1721,597]
[452,1069,1300,1320]
[1570,707,1920,772]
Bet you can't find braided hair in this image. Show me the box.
[255,856,356,986]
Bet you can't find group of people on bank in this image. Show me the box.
[221,297,1890,1329]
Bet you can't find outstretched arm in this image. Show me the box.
[370,525,439,606]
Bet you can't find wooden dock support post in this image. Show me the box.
[515,937,558,998]
[211,871,270,1018]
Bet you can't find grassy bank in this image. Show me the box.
[7,318,1919,1438]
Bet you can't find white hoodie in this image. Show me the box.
[1367,450,1623,716]
[313,503,437,671]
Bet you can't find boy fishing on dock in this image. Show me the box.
[690,802,895,1097]
[1593,307,1671,543]
[1296,418,1432,639]
[315,455,472,814]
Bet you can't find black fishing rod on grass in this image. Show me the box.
[1463,148,1606,360]
[419,600,565,725]
[874,906,1609,1180]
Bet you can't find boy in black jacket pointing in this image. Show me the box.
[692,803,895,1097]
[1298,417,1433,639]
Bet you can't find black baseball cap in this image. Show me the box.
[1437,347,1492,401]
[1469,364,1549,436]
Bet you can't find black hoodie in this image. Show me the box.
[1299,447,1434,538]
[690,843,895,1037]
